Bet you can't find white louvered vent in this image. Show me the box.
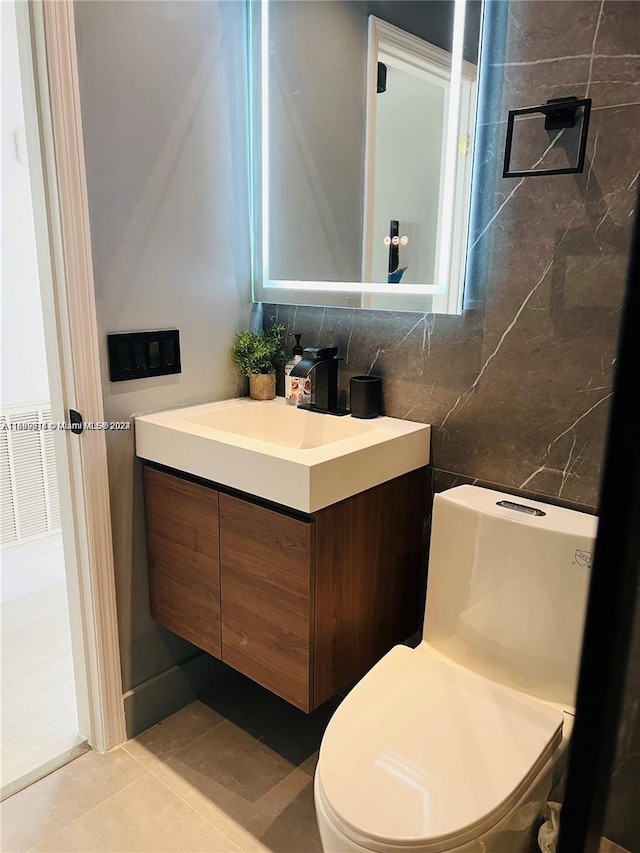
[0,418,17,544]
[42,408,61,530]
[0,405,62,547]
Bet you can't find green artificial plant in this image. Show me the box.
[231,323,287,376]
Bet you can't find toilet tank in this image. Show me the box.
[423,485,598,710]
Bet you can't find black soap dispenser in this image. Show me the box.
[284,333,303,405]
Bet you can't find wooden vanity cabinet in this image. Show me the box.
[219,494,314,710]
[144,468,221,657]
[143,464,427,712]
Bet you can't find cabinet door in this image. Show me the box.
[144,467,221,657]
[219,494,314,711]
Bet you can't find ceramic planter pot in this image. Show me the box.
[249,373,276,400]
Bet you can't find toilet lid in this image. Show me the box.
[317,644,564,849]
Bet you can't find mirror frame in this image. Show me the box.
[251,0,481,313]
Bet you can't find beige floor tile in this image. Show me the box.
[123,752,271,853]
[599,839,631,853]
[126,713,318,852]
[0,712,83,791]
[165,718,295,816]
[298,751,318,777]
[124,700,225,767]
[257,768,314,824]
[0,747,145,852]
[260,773,322,853]
[2,697,327,853]
[31,773,242,852]
[125,708,319,853]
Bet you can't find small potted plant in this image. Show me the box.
[231,323,287,400]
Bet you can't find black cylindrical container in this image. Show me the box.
[350,375,382,419]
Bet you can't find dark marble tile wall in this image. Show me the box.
[267,0,638,515]
[266,3,639,846]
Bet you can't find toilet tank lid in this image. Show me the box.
[437,485,598,538]
[317,645,564,848]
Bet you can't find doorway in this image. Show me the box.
[1,0,87,797]
[1,0,125,799]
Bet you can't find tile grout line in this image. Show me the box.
[23,766,148,853]
[122,741,245,852]
[119,695,279,850]
[120,689,270,775]
[121,692,263,767]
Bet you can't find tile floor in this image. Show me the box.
[1,666,341,853]
[1,579,83,793]
[0,665,628,853]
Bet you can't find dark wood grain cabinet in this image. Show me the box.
[144,468,221,658]
[143,464,427,712]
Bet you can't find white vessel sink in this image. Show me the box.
[135,397,430,513]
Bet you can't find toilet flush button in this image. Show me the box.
[496,500,546,517]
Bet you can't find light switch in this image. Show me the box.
[149,341,161,368]
[107,330,181,381]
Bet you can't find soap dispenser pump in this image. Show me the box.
[284,333,303,405]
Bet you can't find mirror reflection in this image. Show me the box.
[254,0,483,314]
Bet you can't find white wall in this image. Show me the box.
[269,0,366,282]
[267,0,458,285]
[74,0,252,724]
[1,1,50,407]
[371,66,444,286]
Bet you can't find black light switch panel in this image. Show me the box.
[107,329,181,381]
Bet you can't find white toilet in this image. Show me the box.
[314,485,598,853]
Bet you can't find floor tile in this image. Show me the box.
[0,713,83,792]
[599,840,631,853]
[124,700,225,767]
[140,738,317,852]
[260,774,322,853]
[298,751,319,777]
[166,718,295,810]
[0,747,145,852]
[228,691,341,767]
[128,758,272,853]
[31,773,242,852]
[2,690,335,853]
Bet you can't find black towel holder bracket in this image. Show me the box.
[502,96,592,179]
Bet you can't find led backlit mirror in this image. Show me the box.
[251,0,484,314]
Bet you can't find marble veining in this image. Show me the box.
[267,0,638,514]
[267,7,639,849]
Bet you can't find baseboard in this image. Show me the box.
[122,653,226,738]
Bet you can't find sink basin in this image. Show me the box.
[135,397,430,513]
[186,402,375,449]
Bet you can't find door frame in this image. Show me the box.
[15,0,125,752]
[557,194,640,850]
[360,16,477,312]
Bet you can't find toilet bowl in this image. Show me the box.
[314,485,597,853]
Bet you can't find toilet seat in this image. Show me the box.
[316,644,564,852]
